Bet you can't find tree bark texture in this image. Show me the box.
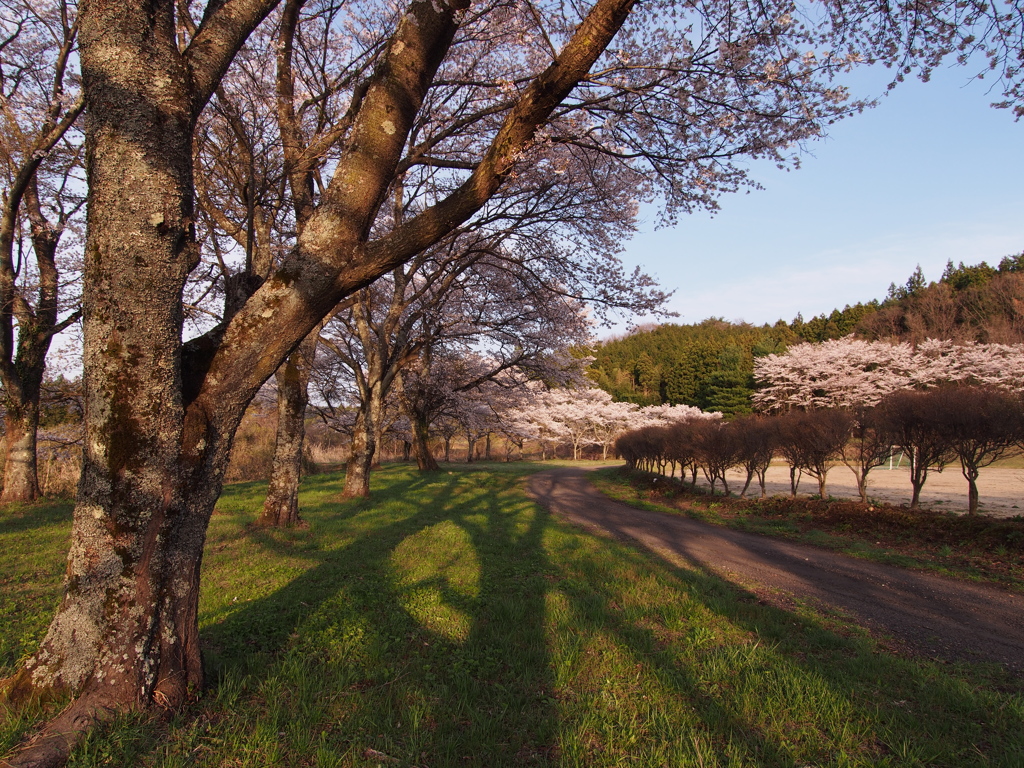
[343,382,385,498]
[1,409,40,503]
[256,333,318,527]
[411,412,439,471]
[5,0,210,738]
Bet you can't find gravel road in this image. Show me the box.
[527,466,1024,671]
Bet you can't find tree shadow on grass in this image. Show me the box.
[29,464,1024,767]
[0,499,72,537]
[189,465,560,767]
[539,491,1024,766]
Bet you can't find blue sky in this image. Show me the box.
[614,62,1024,333]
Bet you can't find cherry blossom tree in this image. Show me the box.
[754,336,1024,411]
[9,0,1010,760]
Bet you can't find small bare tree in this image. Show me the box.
[839,405,893,503]
[692,419,738,495]
[774,409,852,499]
[876,390,956,509]
[731,415,777,498]
[927,386,1024,514]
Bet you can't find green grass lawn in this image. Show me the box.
[2,462,1023,766]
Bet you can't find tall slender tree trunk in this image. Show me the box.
[466,435,476,464]
[256,334,317,526]
[344,385,385,497]
[966,469,980,515]
[909,450,927,509]
[1,408,40,503]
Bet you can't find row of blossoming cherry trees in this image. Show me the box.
[614,337,1024,514]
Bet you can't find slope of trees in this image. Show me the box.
[587,319,796,413]
[861,257,1024,343]
[590,254,1024,415]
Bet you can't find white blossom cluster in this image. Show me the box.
[753,336,1024,411]
[504,386,718,459]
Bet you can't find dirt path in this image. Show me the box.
[527,467,1024,672]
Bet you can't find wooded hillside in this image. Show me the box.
[588,253,1024,413]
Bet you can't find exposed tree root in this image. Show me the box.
[1,692,115,768]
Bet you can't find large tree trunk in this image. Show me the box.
[3,0,213,748]
[256,335,317,526]
[1,408,40,503]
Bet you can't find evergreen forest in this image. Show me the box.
[587,253,1024,415]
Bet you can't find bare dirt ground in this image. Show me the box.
[527,466,1024,671]
[684,463,1024,518]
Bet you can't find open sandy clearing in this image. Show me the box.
[678,464,1024,518]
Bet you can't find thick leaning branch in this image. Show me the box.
[184,0,282,112]
[192,0,636,426]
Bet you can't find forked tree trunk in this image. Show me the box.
[854,469,869,504]
[740,469,753,498]
[466,435,476,464]
[1,408,41,503]
[256,335,317,526]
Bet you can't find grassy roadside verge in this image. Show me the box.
[590,466,1024,592]
[1,463,1022,766]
